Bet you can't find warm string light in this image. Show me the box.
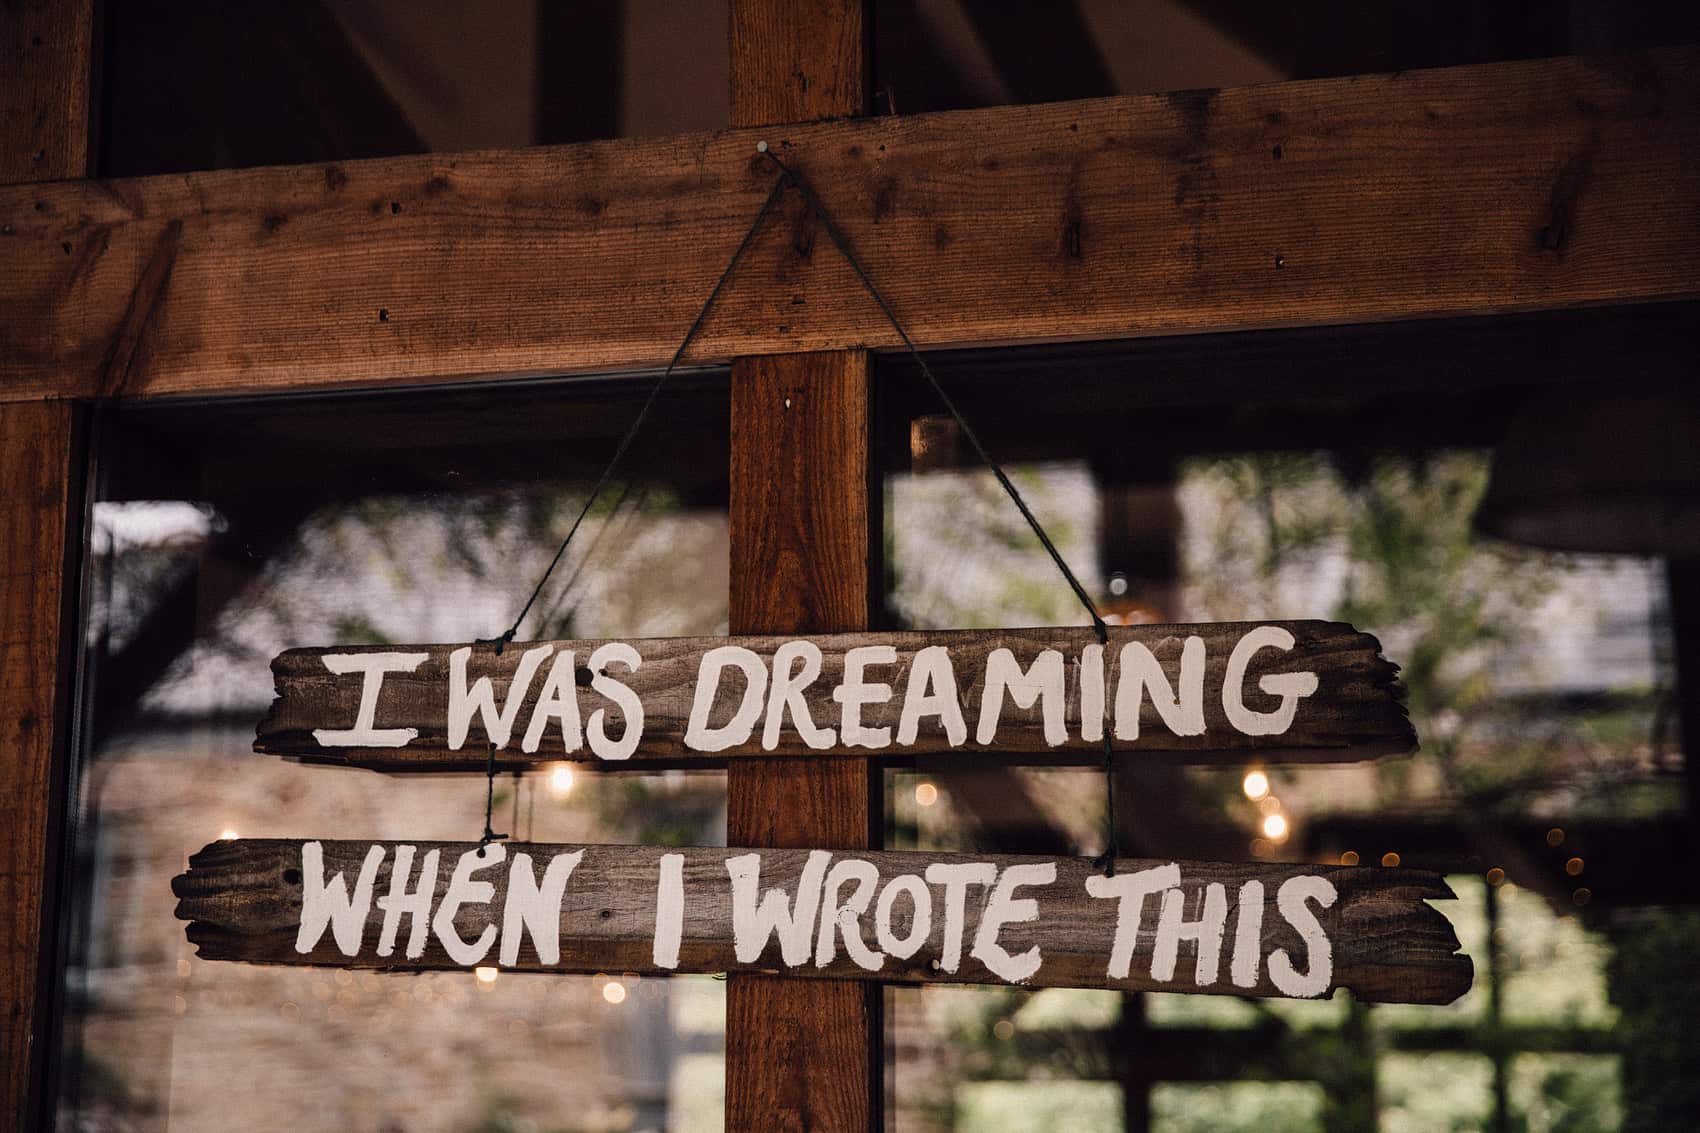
[602,980,627,1004]
[218,828,239,841]
[1242,770,1289,844]
[914,782,939,807]
[549,764,575,797]
[475,966,499,985]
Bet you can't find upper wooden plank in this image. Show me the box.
[2,49,1696,402]
[255,622,1413,769]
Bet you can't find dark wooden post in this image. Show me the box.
[726,3,877,1129]
[0,3,94,1125]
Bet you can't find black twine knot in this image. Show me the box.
[480,744,509,847]
[475,627,517,657]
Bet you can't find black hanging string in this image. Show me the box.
[758,147,1107,642]
[477,173,795,656]
[469,172,789,844]
[757,146,1120,874]
[533,480,638,637]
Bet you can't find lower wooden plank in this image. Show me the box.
[255,621,1414,769]
[172,840,1473,1006]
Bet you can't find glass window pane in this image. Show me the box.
[879,313,1691,1130]
[60,377,729,1131]
[1150,1082,1325,1133]
[956,1081,1122,1132]
[1378,1054,1494,1132]
[1509,1054,1622,1133]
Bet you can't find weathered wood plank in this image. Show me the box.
[1,6,92,1125]
[171,839,1473,1006]
[3,49,1697,402]
[255,622,1414,769]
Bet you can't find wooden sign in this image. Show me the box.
[173,839,1469,1004]
[256,622,1413,769]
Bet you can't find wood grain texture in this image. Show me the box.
[3,49,1697,402]
[2,6,90,1124]
[729,352,872,639]
[731,0,866,128]
[0,0,93,183]
[0,401,77,1130]
[170,839,1474,1006]
[729,351,875,1125]
[255,622,1413,768]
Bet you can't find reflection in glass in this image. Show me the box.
[61,382,731,1132]
[884,444,1673,1132]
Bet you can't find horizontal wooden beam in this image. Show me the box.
[172,838,1473,1004]
[3,48,1696,402]
[254,622,1413,769]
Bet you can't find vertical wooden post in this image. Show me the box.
[1,2,94,1126]
[727,4,874,1130]
[1,0,93,185]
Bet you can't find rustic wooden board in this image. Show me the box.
[0,401,79,1132]
[3,49,1697,402]
[172,839,1472,1005]
[255,621,1414,769]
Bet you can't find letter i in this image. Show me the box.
[654,853,686,969]
[1229,879,1264,989]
